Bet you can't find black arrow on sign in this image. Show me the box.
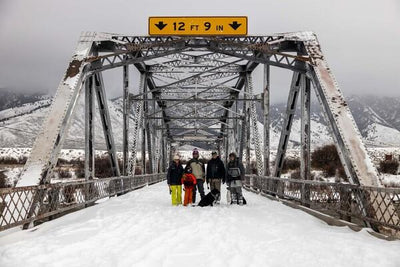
[155,21,167,30]
[229,21,242,30]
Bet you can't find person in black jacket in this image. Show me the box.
[206,151,225,202]
[225,152,245,205]
[167,155,184,206]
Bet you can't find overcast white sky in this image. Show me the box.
[0,0,399,102]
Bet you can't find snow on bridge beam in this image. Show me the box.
[17,32,97,186]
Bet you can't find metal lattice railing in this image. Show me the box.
[244,175,400,236]
[0,174,165,232]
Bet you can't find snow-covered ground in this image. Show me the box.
[1,182,400,267]
[381,174,400,188]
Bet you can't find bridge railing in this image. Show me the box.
[244,175,400,235]
[0,173,165,232]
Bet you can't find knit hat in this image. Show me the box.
[229,152,237,158]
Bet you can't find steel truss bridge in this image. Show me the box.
[1,31,400,238]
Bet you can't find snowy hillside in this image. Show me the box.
[0,90,48,112]
[0,94,138,150]
[0,92,399,150]
[260,95,400,147]
[347,95,400,132]
[364,123,400,147]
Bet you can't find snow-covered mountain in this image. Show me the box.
[0,89,48,112]
[0,92,399,150]
[0,92,137,150]
[257,95,400,148]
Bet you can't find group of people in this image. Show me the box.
[166,148,245,206]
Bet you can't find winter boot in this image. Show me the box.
[238,195,244,206]
[231,192,237,205]
[226,188,231,204]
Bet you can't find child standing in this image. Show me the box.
[182,167,197,206]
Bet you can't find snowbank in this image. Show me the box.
[1,183,400,267]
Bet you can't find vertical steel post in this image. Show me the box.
[144,77,153,174]
[247,73,263,176]
[122,64,129,176]
[300,75,311,206]
[152,99,157,173]
[234,101,239,153]
[142,119,147,174]
[225,117,230,165]
[300,75,311,180]
[127,74,145,176]
[245,77,251,174]
[239,83,247,163]
[161,131,166,172]
[245,108,251,174]
[221,124,227,164]
[217,140,222,157]
[84,75,95,204]
[85,76,95,181]
[168,140,173,163]
[263,64,271,176]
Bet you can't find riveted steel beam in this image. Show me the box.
[94,72,121,177]
[274,71,302,178]
[122,63,129,176]
[85,75,95,181]
[300,75,311,181]
[263,64,271,176]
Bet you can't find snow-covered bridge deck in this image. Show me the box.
[1,182,400,267]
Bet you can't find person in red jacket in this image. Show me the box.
[182,167,197,206]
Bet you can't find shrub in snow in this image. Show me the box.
[75,165,85,178]
[282,158,300,173]
[290,170,301,179]
[0,171,8,188]
[290,170,316,180]
[58,168,72,179]
[0,156,27,165]
[379,159,399,175]
[94,156,123,178]
[311,144,346,180]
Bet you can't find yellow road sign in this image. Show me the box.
[149,16,247,36]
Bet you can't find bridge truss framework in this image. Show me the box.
[12,31,399,236]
